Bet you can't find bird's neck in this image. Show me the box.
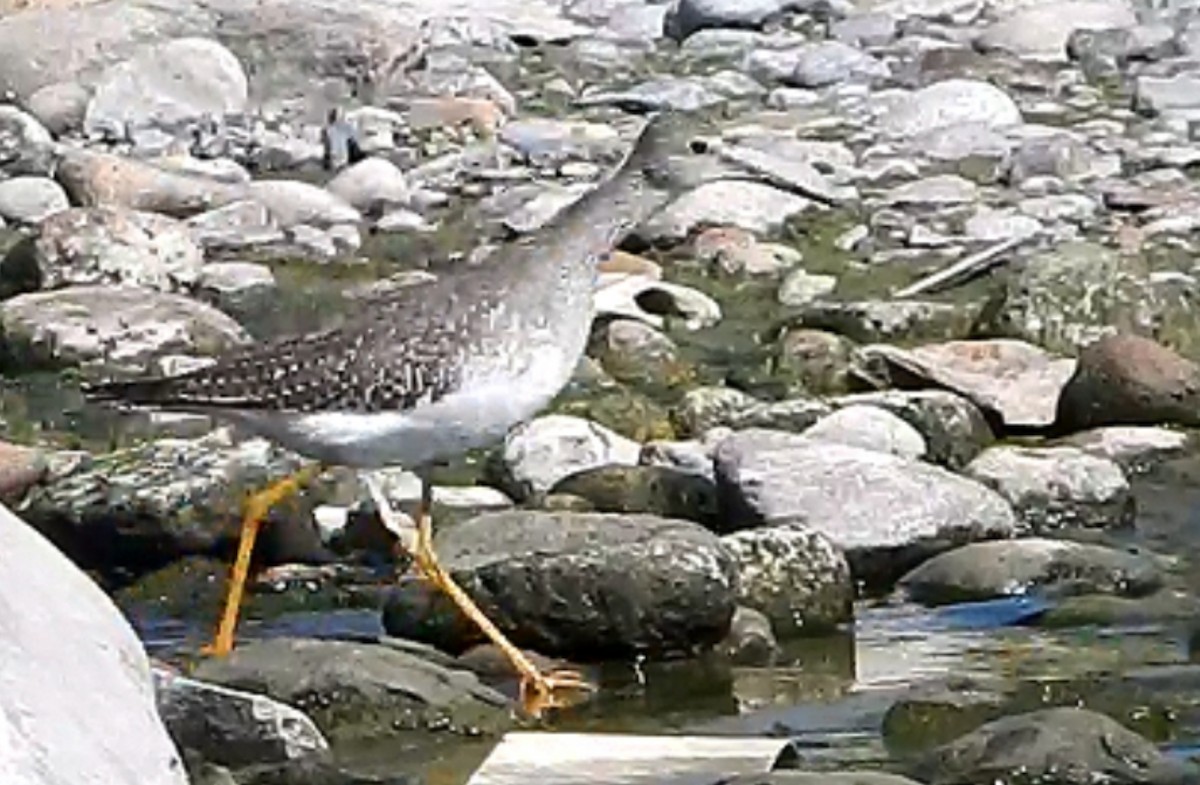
[549,167,665,276]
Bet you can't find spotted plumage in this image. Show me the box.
[84,110,773,470]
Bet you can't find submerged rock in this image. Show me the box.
[899,538,1163,605]
[192,637,512,741]
[912,707,1197,784]
[722,524,853,636]
[382,510,737,659]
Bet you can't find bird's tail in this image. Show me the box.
[81,377,180,407]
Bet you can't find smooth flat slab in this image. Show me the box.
[467,732,798,785]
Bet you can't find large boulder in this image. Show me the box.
[0,503,187,785]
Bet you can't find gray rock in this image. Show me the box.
[792,299,982,344]
[25,206,205,294]
[913,707,1197,785]
[962,207,1041,241]
[0,284,249,376]
[382,511,737,658]
[713,429,1017,585]
[723,774,925,785]
[640,436,721,482]
[1135,72,1200,116]
[977,0,1136,61]
[186,199,283,251]
[25,81,89,135]
[489,414,642,501]
[790,41,889,87]
[884,174,978,206]
[964,445,1133,533]
[802,404,928,459]
[549,464,720,528]
[1059,426,1191,472]
[882,676,1010,753]
[875,79,1022,139]
[577,75,730,112]
[0,175,69,224]
[715,142,857,206]
[722,524,853,636]
[592,318,682,384]
[0,504,188,785]
[153,667,328,768]
[56,147,245,218]
[899,537,1163,605]
[726,397,833,434]
[0,104,55,176]
[326,157,410,216]
[830,13,898,46]
[192,638,512,741]
[1017,193,1097,223]
[664,0,793,41]
[19,429,311,580]
[640,180,810,243]
[195,261,278,317]
[777,268,837,306]
[720,606,779,666]
[830,390,993,470]
[673,386,759,436]
[853,340,1076,431]
[84,37,248,137]
[247,180,360,229]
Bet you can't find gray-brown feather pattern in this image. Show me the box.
[93,283,505,414]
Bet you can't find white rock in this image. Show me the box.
[495,414,642,501]
[0,504,187,785]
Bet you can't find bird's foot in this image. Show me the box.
[519,668,596,719]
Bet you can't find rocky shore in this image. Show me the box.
[6,0,1200,781]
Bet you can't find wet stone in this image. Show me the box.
[382,510,737,659]
[899,538,1163,605]
[191,638,513,742]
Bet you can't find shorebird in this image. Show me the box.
[84,110,784,717]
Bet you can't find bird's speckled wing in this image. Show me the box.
[84,282,492,414]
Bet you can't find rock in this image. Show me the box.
[884,174,978,206]
[726,397,833,434]
[0,175,69,224]
[722,524,853,637]
[593,275,722,330]
[713,429,1017,586]
[1054,333,1200,433]
[977,0,1136,61]
[577,75,730,113]
[1059,426,1191,473]
[773,328,854,394]
[18,429,311,583]
[195,261,278,317]
[84,37,248,137]
[875,79,1022,139]
[326,157,410,216]
[801,404,927,459]
[673,386,759,436]
[247,180,360,229]
[192,638,512,741]
[56,147,244,218]
[962,207,1041,241]
[26,81,89,135]
[20,207,205,294]
[664,0,791,41]
[829,390,993,470]
[983,241,1200,358]
[720,606,779,666]
[0,104,55,176]
[912,707,1197,785]
[591,317,686,385]
[153,668,328,768]
[382,511,737,658]
[186,199,283,251]
[854,340,1076,431]
[899,538,1163,605]
[964,445,1133,533]
[1018,193,1098,223]
[1134,73,1200,116]
[488,414,642,501]
[548,464,720,528]
[0,284,250,376]
[0,504,187,785]
[0,440,46,503]
[882,676,1010,754]
[793,300,982,344]
[638,180,811,244]
[789,41,888,87]
[722,774,926,785]
[1038,588,1200,629]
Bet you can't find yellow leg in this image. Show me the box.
[369,476,596,718]
[201,463,326,658]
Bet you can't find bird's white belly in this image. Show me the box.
[244,349,573,469]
